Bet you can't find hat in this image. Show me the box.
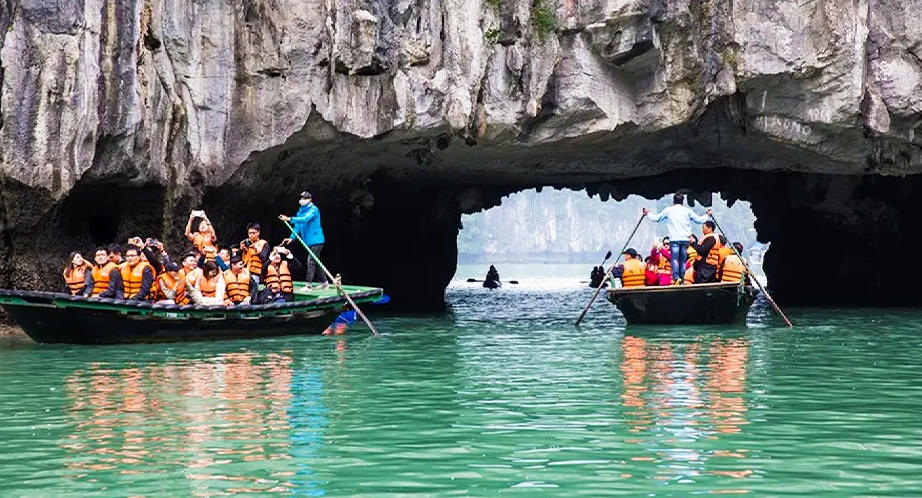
[165,262,181,272]
[623,248,638,258]
[300,190,313,199]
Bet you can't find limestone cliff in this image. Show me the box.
[0,0,920,307]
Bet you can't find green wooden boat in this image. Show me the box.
[0,283,383,345]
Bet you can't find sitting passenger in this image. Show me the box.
[180,253,203,287]
[720,242,751,285]
[121,247,156,300]
[610,249,645,288]
[686,234,698,269]
[63,251,92,296]
[654,238,673,286]
[644,256,659,286]
[87,247,123,299]
[261,246,303,303]
[190,262,225,305]
[223,256,254,305]
[154,262,190,305]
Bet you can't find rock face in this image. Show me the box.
[1,0,921,308]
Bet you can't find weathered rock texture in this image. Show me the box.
[1,0,921,307]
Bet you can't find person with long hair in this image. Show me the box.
[62,251,92,296]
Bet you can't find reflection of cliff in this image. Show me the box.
[619,334,752,478]
[61,352,326,495]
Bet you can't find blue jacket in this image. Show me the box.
[291,203,325,246]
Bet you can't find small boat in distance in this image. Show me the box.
[0,284,383,345]
[606,282,756,325]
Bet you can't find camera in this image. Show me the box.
[242,239,253,248]
[146,238,160,247]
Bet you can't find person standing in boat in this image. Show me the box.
[279,191,329,289]
[610,249,646,288]
[63,251,92,296]
[185,210,217,255]
[240,223,270,283]
[86,247,123,298]
[642,193,712,285]
[689,221,722,284]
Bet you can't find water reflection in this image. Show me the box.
[619,333,753,486]
[61,352,326,496]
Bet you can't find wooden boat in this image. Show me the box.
[0,284,383,345]
[483,279,501,289]
[606,281,757,325]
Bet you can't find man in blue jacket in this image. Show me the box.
[279,190,329,288]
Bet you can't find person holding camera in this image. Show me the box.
[184,209,217,256]
[240,222,269,282]
[259,246,302,303]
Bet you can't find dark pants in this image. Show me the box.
[669,241,689,282]
[694,263,718,284]
[305,244,328,284]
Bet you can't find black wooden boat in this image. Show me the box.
[0,284,383,345]
[606,282,757,325]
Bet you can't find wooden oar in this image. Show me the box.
[282,220,380,336]
[575,214,646,326]
[711,216,793,328]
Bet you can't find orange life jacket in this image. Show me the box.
[90,262,119,296]
[192,232,216,253]
[721,254,746,283]
[198,274,220,298]
[657,254,672,276]
[202,245,217,263]
[701,233,722,267]
[181,267,203,288]
[223,269,251,304]
[684,266,695,285]
[718,246,732,267]
[157,273,190,305]
[265,261,293,293]
[687,246,698,266]
[621,258,646,287]
[243,239,268,276]
[121,262,154,299]
[63,264,89,295]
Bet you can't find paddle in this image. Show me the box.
[281,219,380,336]
[710,216,793,328]
[575,214,646,326]
[600,250,613,266]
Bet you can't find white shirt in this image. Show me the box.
[647,204,709,240]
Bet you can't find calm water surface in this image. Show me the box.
[0,266,920,496]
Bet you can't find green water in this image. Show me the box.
[1,267,921,496]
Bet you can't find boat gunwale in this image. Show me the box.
[607,281,750,296]
[0,286,383,319]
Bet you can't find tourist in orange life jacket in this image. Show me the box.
[689,221,722,283]
[240,223,269,283]
[154,262,190,305]
[653,237,673,286]
[717,235,732,269]
[686,234,698,269]
[260,246,303,303]
[719,242,751,285]
[62,251,92,296]
[86,247,123,298]
[643,256,659,286]
[192,261,226,305]
[121,247,156,300]
[185,210,217,255]
[223,255,255,305]
[610,248,646,287]
[179,252,202,288]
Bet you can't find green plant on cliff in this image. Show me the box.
[531,1,556,39]
[484,28,502,43]
[486,0,502,8]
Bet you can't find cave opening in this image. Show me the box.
[454,188,766,286]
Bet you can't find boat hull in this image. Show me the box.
[606,282,756,325]
[0,285,383,345]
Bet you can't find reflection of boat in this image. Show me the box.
[607,282,756,325]
[483,279,501,289]
[0,284,383,345]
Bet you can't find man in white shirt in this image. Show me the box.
[642,193,712,284]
